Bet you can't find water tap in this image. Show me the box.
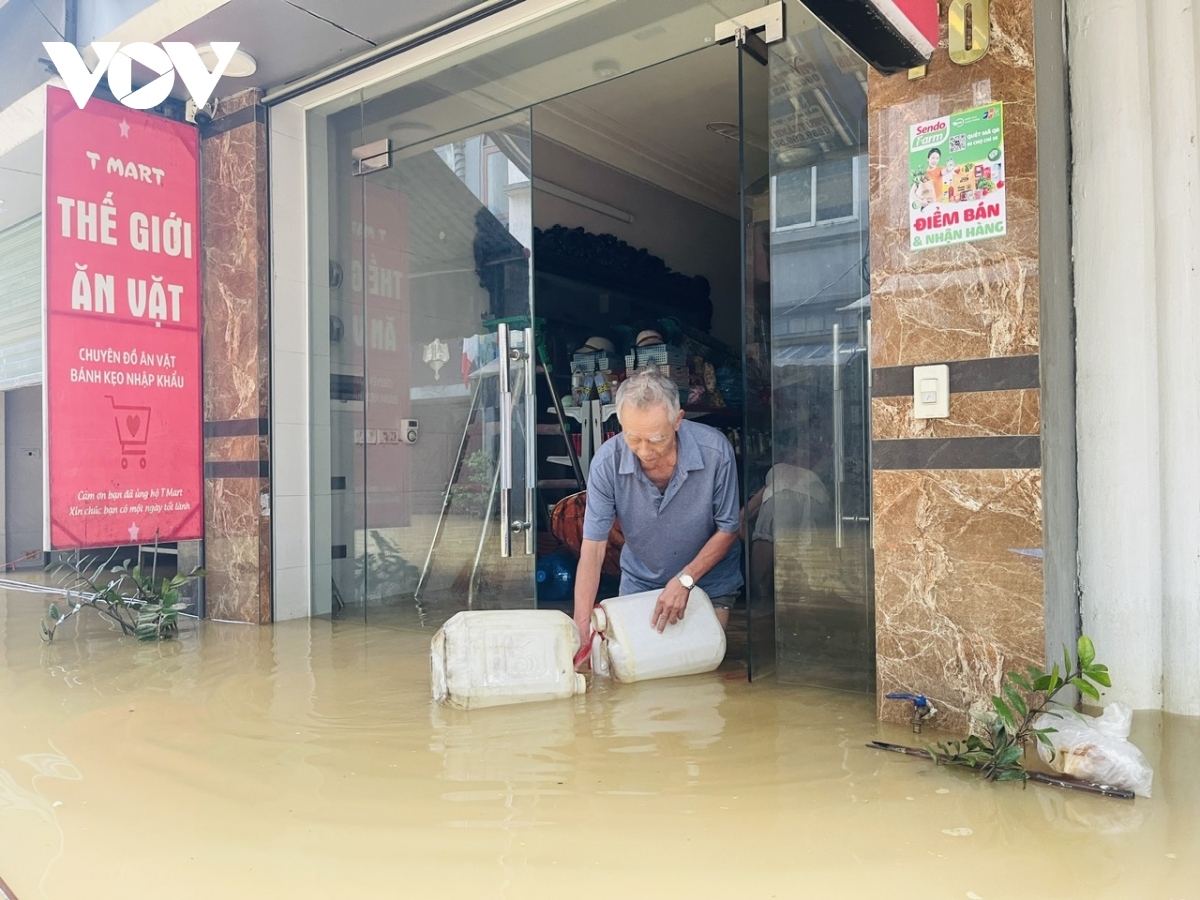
[885,692,938,733]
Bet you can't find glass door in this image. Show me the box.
[743,2,874,690]
[325,113,537,627]
[310,0,772,625]
[738,27,776,679]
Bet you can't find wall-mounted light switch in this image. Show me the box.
[913,364,950,419]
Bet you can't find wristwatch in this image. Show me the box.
[677,572,695,590]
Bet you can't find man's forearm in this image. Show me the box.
[573,538,607,630]
[680,529,740,583]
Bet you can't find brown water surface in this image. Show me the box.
[0,581,1196,899]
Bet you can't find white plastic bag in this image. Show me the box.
[1034,702,1153,797]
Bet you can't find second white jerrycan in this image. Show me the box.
[431,609,587,710]
[590,587,726,683]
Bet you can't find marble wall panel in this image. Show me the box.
[201,91,272,625]
[872,389,1040,440]
[202,107,270,423]
[204,435,260,464]
[868,2,1047,731]
[874,468,1044,730]
[204,477,264,622]
[869,0,1039,368]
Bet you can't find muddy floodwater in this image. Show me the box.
[0,583,1196,900]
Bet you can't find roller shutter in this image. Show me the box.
[0,215,43,390]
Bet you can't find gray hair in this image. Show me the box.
[614,369,681,420]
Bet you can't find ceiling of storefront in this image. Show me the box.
[0,0,486,228]
[168,0,488,100]
[537,47,744,218]
[0,0,869,232]
[0,135,42,230]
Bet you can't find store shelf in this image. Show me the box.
[553,402,617,423]
[684,405,741,421]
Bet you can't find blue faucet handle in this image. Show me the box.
[885,692,929,708]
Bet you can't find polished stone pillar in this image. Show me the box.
[867,1,1058,730]
[199,90,272,624]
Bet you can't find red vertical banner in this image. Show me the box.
[44,86,203,549]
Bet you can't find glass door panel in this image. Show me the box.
[351,0,765,150]
[325,112,536,627]
[761,2,873,690]
[739,38,776,680]
[311,0,776,625]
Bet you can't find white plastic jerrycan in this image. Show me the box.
[590,587,726,683]
[431,609,587,710]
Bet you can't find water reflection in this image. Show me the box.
[597,678,727,752]
[432,701,575,787]
[2,582,1199,899]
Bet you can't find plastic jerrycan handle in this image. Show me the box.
[572,607,606,669]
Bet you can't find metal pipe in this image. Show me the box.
[544,352,585,488]
[470,462,503,607]
[416,376,483,599]
[833,323,844,549]
[524,326,537,555]
[498,324,513,558]
[866,318,874,550]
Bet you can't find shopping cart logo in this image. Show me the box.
[107,395,150,469]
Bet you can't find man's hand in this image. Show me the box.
[574,611,593,643]
[573,627,593,670]
[573,538,607,665]
[650,578,690,633]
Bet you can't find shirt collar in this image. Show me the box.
[677,421,705,471]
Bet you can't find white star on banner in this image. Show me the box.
[128,522,140,541]
[119,119,130,138]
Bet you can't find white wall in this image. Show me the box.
[0,391,5,565]
[1069,0,1200,715]
[531,136,742,347]
[4,386,43,568]
[269,99,315,621]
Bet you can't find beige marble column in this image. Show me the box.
[868,3,1047,730]
[199,90,272,624]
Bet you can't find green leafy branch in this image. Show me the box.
[449,450,494,519]
[931,636,1111,784]
[42,544,205,643]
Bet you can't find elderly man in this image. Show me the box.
[573,369,742,640]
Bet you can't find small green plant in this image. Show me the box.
[42,545,205,643]
[931,635,1111,783]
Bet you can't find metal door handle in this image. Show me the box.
[523,326,536,556]
[497,323,513,557]
[866,318,874,551]
[832,323,844,549]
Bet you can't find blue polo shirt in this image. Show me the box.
[582,419,743,597]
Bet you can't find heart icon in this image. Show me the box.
[126,415,141,437]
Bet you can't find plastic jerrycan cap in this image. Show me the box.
[590,606,608,633]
